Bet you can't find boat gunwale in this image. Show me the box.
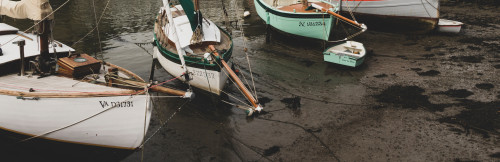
[0,62,145,98]
[255,0,333,18]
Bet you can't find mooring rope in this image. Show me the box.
[138,99,189,148]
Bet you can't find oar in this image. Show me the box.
[209,45,263,115]
[309,3,367,31]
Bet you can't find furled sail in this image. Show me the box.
[0,0,54,21]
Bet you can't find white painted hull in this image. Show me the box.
[154,47,230,95]
[334,0,439,19]
[0,94,152,149]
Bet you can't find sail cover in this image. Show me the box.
[0,0,54,21]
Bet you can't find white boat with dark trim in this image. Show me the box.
[154,0,263,115]
[331,0,440,32]
[0,0,186,150]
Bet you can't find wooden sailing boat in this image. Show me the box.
[332,0,440,33]
[0,0,187,150]
[254,0,366,41]
[154,0,263,114]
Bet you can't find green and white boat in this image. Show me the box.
[154,0,263,114]
[323,41,366,67]
[254,0,366,41]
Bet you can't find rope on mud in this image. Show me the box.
[138,99,189,149]
[256,117,341,162]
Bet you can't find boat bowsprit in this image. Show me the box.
[323,41,366,67]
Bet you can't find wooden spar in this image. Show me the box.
[162,0,190,78]
[113,78,186,96]
[208,45,260,109]
[311,3,366,29]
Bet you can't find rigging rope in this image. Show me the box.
[92,0,104,59]
[0,0,72,48]
[71,0,112,48]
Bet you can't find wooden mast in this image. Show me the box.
[209,45,262,113]
[311,3,366,30]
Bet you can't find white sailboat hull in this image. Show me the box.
[154,47,230,95]
[0,94,152,149]
[335,0,439,19]
[332,0,439,32]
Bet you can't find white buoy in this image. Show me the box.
[243,11,250,18]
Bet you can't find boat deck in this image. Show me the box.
[0,73,124,93]
[278,2,333,13]
[261,0,332,12]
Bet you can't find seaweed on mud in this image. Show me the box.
[374,85,447,111]
[450,56,484,63]
[396,55,408,60]
[373,74,388,78]
[475,83,494,90]
[457,37,485,45]
[434,89,474,98]
[263,146,280,156]
[467,45,481,51]
[410,68,422,71]
[258,97,272,106]
[417,70,440,76]
[438,99,500,138]
[490,152,500,158]
[301,60,315,67]
[281,96,301,110]
[422,54,435,59]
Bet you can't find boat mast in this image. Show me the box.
[161,0,191,82]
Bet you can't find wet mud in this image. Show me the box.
[475,83,494,90]
[438,100,500,138]
[434,89,474,98]
[417,70,441,76]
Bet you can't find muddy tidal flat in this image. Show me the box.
[1,0,499,161]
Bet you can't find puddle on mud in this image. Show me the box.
[417,70,441,76]
[373,74,388,78]
[258,97,272,106]
[494,65,500,69]
[450,56,484,63]
[438,100,500,138]
[281,97,301,110]
[490,152,500,159]
[475,83,494,90]
[411,68,423,71]
[374,85,447,111]
[434,89,474,98]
